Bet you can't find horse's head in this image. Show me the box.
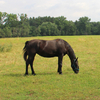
[71,57,79,74]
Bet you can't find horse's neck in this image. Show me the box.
[68,47,76,64]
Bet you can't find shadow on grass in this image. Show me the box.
[37,72,57,76]
[3,73,24,77]
[3,72,58,77]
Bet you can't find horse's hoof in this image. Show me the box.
[25,73,28,76]
[59,72,62,75]
[32,73,36,76]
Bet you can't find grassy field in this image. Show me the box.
[0,36,100,100]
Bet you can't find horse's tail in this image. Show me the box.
[23,41,29,61]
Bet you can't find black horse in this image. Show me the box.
[23,39,79,75]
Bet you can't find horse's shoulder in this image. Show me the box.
[54,39,64,44]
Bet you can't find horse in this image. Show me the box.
[23,39,79,75]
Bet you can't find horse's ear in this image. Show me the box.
[76,57,78,60]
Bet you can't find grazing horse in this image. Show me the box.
[23,39,79,75]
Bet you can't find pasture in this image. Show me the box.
[0,36,100,100]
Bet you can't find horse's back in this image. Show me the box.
[38,39,67,57]
[36,39,57,57]
[26,39,68,57]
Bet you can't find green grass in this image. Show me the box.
[0,44,12,52]
[0,36,100,100]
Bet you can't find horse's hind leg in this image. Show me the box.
[25,58,30,75]
[25,55,36,75]
[30,55,36,75]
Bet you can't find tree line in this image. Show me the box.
[0,12,100,38]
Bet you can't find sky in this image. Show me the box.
[0,0,100,22]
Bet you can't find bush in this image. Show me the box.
[0,44,12,52]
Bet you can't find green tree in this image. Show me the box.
[36,22,60,36]
[19,14,30,37]
[29,26,37,36]
[3,27,12,37]
[11,27,21,37]
[19,25,30,37]
[63,21,77,35]
[20,14,28,24]
[91,22,100,35]
[54,16,66,34]
[0,28,5,38]
[0,12,7,25]
[5,13,18,27]
[75,16,91,35]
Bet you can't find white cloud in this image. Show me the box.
[0,0,100,21]
[0,1,5,4]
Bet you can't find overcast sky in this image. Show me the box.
[0,0,100,22]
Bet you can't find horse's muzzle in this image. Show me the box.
[75,70,79,74]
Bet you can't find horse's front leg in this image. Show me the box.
[58,55,63,74]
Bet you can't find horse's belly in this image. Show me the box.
[38,54,57,57]
[37,50,57,57]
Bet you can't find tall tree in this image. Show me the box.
[19,14,30,37]
[20,14,28,23]
[63,21,77,35]
[5,13,18,27]
[75,16,91,35]
[3,27,12,37]
[0,28,5,38]
[0,12,7,25]
[36,22,60,36]
[54,16,66,34]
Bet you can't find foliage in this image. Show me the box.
[0,11,100,38]
[75,17,91,35]
[36,22,60,36]
[0,36,100,100]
